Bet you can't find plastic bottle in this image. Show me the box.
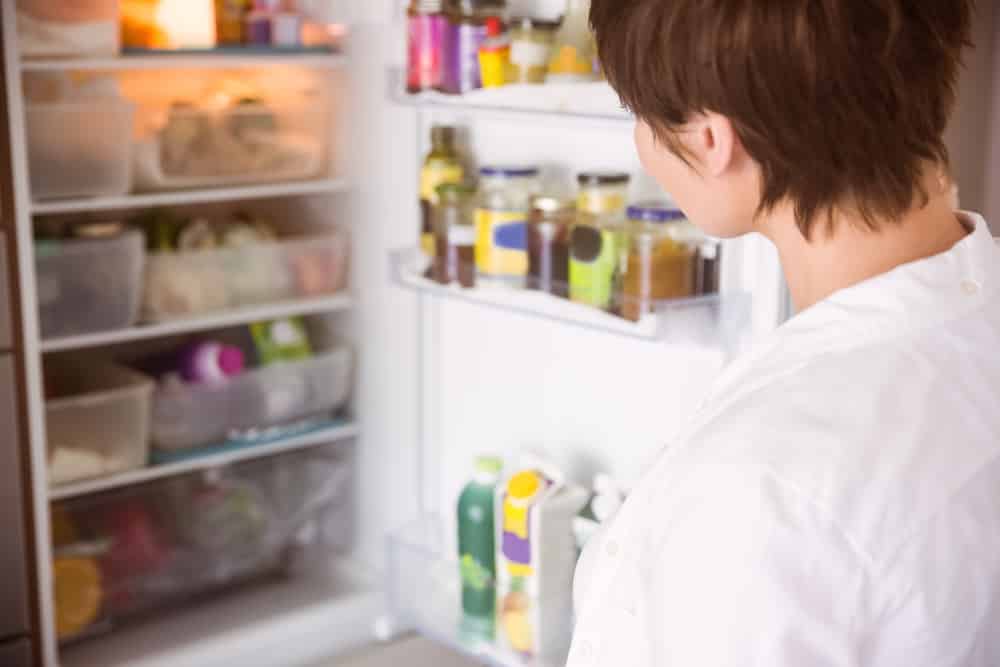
[458,455,503,635]
[407,0,447,93]
[441,0,506,94]
[477,16,510,88]
[548,0,597,82]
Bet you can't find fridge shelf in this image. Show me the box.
[391,68,632,123]
[49,419,359,502]
[387,514,564,667]
[22,51,346,72]
[390,248,751,346]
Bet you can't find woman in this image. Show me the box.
[570,2,1000,665]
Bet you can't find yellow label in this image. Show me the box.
[479,47,510,88]
[420,163,463,204]
[578,191,626,216]
[475,209,528,277]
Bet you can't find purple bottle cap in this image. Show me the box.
[218,346,245,377]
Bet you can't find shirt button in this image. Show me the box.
[961,279,981,296]
[605,540,620,558]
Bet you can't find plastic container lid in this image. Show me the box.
[626,201,687,223]
[578,171,631,187]
[479,165,540,179]
[475,455,504,476]
[508,470,542,499]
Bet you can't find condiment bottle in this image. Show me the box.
[548,0,597,82]
[569,209,623,310]
[271,0,303,46]
[432,183,477,288]
[408,0,448,93]
[441,0,506,94]
[527,195,574,296]
[245,0,277,45]
[477,16,511,88]
[696,239,722,295]
[620,202,696,321]
[508,17,558,84]
[215,0,251,45]
[577,171,630,218]
[474,165,540,285]
[420,126,464,259]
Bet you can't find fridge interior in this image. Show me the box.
[3,1,997,666]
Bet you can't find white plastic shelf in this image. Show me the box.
[41,293,355,352]
[49,420,359,501]
[22,52,346,72]
[390,248,751,347]
[31,179,349,215]
[390,68,632,123]
[386,514,562,667]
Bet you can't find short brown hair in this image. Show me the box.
[591,1,974,238]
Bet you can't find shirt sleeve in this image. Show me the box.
[643,468,871,667]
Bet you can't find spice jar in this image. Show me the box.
[432,183,477,288]
[477,16,511,88]
[440,0,506,94]
[577,171,630,216]
[527,195,574,296]
[569,210,623,310]
[474,165,540,284]
[620,202,696,321]
[407,0,447,93]
[508,17,558,84]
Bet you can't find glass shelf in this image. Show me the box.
[386,514,564,667]
[390,248,751,346]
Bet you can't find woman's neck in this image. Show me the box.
[758,182,968,312]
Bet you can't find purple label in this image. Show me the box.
[407,14,446,91]
[442,21,487,94]
[502,514,532,566]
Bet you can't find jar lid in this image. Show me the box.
[626,201,686,223]
[577,171,631,187]
[480,165,540,178]
[531,195,575,214]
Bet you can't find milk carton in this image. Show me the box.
[495,461,588,662]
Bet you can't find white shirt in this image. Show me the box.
[569,212,1000,667]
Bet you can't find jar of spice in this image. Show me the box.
[440,0,506,94]
[432,183,477,288]
[620,202,696,321]
[577,171,630,217]
[407,0,447,93]
[527,195,574,296]
[508,17,558,84]
[569,210,623,310]
[474,165,540,284]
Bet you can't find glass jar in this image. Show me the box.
[527,195,574,296]
[620,202,696,321]
[407,0,447,93]
[508,17,558,84]
[569,210,623,310]
[432,183,477,288]
[577,171,630,217]
[696,239,722,295]
[474,165,541,284]
[440,0,506,94]
[548,0,597,82]
[420,126,464,258]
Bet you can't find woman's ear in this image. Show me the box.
[695,112,738,178]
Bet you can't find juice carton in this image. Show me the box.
[495,461,588,662]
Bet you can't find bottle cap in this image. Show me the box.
[217,346,245,377]
[626,201,687,223]
[484,16,504,37]
[508,470,542,499]
[475,456,504,476]
[578,171,631,187]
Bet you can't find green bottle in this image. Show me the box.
[458,456,503,628]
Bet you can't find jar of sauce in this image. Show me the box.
[527,195,574,296]
[508,17,558,84]
[620,202,696,321]
[475,165,541,285]
[577,171,630,217]
[569,210,623,310]
[432,183,477,288]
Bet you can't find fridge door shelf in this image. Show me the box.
[390,247,751,346]
[386,514,563,667]
[389,67,632,122]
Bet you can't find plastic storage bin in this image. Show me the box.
[36,231,144,339]
[142,232,348,323]
[45,358,153,487]
[133,103,329,192]
[17,1,121,59]
[51,447,352,644]
[26,100,134,200]
[151,346,354,452]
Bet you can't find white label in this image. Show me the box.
[448,225,476,245]
[510,40,551,67]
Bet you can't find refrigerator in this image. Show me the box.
[1,1,996,666]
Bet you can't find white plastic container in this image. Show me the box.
[142,232,349,323]
[45,359,154,487]
[17,0,121,59]
[35,230,145,339]
[26,100,134,200]
[151,346,354,452]
[133,103,329,192]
